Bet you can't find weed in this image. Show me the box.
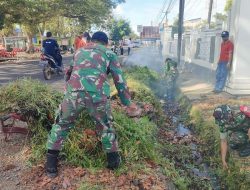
[0,67,209,189]
[78,182,104,190]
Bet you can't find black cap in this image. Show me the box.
[221,31,229,38]
[92,31,108,45]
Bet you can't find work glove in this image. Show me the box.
[126,102,142,117]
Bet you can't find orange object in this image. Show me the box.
[219,40,234,62]
[83,129,96,136]
[74,36,85,51]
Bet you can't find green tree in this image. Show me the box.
[108,18,132,42]
[214,13,227,22]
[0,13,5,30]
[0,0,59,52]
[129,31,139,39]
[60,0,124,25]
[0,0,125,52]
[171,17,184,38]
[225,0,233,12]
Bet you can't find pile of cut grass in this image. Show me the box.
[0,78,63,132]
[0,67,186,189]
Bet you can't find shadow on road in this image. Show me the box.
[0,56,73,92]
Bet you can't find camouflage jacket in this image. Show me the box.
[164,60,178,80]
[216,113,250,133]
[66,44,131,105]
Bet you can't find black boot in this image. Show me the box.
[239,144,250,157]
[107,152,121,170]
[46,150,59,178]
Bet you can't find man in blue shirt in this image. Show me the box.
[42,32,62,67]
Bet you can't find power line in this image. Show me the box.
[184,0,192,11]
[159,0,173,24]
[159,0,177,25]
[168,0,177,12]
[184,0,202,20]
[185,0,191,6]
[184,0,198,19]
[155,0,169,23]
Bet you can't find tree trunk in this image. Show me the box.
[26,33,35,54]
[37,25,44,49]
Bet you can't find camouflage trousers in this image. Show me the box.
[228,131,249,149]
[165,77,177,101]
[47,91,118,153]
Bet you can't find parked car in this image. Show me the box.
[131,41,142,48]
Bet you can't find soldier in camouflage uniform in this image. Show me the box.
[213,105,250,169]
[164,58,178,101]
[46,31,138,178]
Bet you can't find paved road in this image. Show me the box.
[0,56,73,92]
[0,47,164,92]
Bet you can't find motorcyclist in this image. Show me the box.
[42,32,62,69]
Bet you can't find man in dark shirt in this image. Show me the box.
[42,32,62,67]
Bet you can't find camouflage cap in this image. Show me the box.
[213,105,233,121]
[168,60,177,68]
[165,59,177,72]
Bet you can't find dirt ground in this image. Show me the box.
[0,102,171,190]
[0,133,30,190]
[0,134,172,190]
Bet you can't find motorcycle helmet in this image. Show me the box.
[46,32,52,38]
[92,31,109,45]
[221,31,229,38]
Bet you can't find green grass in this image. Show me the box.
[78,182,104,190]
[189,105,250,189]
[0,67,209,189]
[0,77,62,117]
[28,109,164,169]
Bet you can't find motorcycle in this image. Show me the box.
[40,53,63,80]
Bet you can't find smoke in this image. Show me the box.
[122,46,178,101]
[124,46,164,74]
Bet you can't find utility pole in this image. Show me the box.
[177,0,185,65]
[207,0,213,28]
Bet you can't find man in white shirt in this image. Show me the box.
[127,38,132,55]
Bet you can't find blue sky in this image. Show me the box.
[113,0,227,33]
